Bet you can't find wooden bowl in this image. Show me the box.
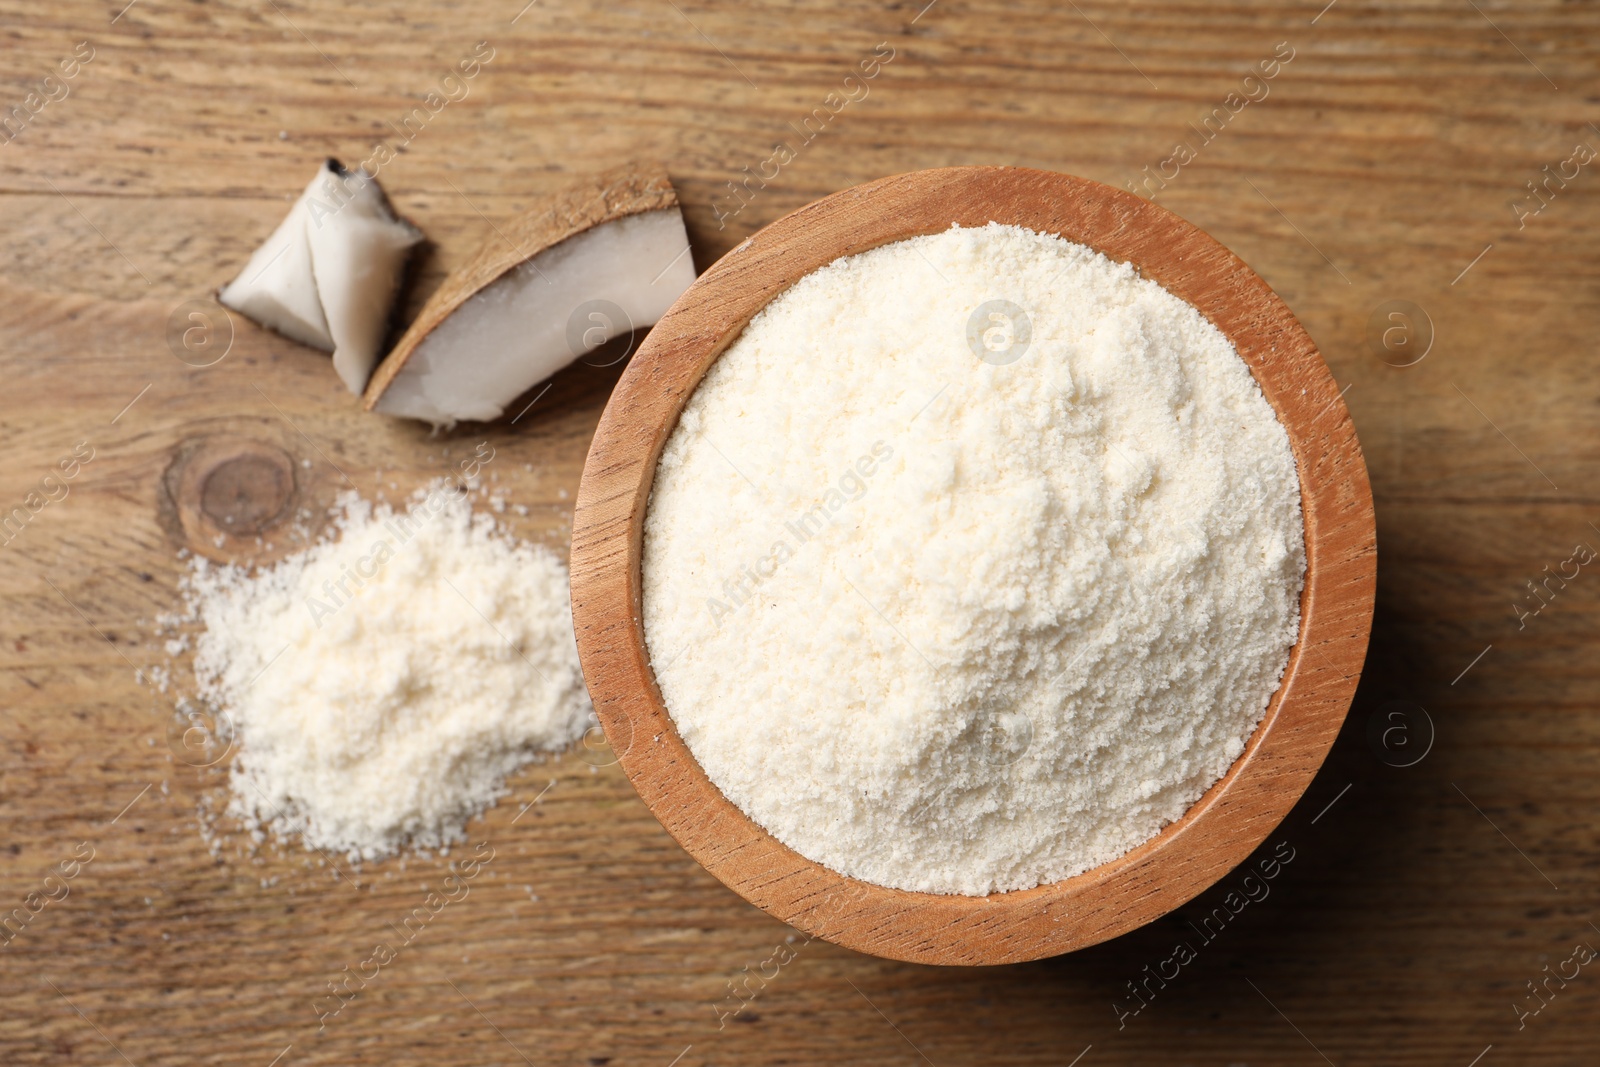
[570,167,1375,965]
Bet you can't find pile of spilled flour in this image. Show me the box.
[174,480,590,862]
[642,222,1305,896]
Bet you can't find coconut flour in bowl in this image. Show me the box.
[640,223,1304,896]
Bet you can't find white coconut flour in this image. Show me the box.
[179,482,590,861]
[642,223,1305,896]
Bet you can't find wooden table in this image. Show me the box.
[1,1,1596,1064]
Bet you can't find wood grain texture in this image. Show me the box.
[570,165,1377,965]
[3,0,1600,1063]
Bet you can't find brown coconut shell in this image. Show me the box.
[362,160,680,411]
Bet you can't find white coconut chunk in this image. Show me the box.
[303,166,424,394]
[219,160,423,395]
[218,176,332,351]
[372,209,693,424]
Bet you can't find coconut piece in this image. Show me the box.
[363,161,696,426]
[220,160,423,395]
[218,172,331,351]
[304,163,425,394]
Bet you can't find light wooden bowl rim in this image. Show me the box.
[570,166,1375,966]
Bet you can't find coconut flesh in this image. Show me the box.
[363,162,696,427]
[218,177,329,351]
[371,210,693,424]
[220,160,422,394]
